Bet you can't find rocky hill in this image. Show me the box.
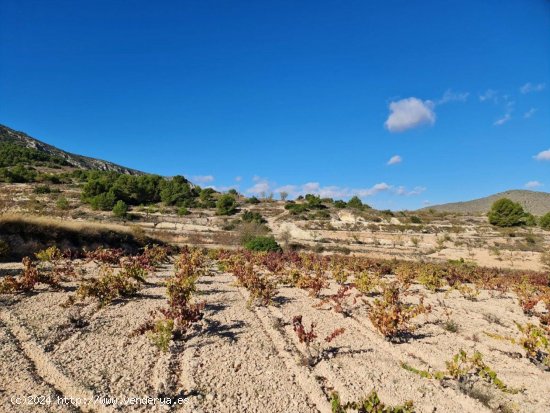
[0,124,142,174]
[421,190,550,216]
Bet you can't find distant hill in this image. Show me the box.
[0,124,142,175]
[420,190,550,216]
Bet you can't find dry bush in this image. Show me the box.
[316,285,355,315]
[292,315,345,365]
[237,221,270,244]
[224,254,278,306]
[368,282,430,342]
[353,271,379,295]
[0,213,153,259]
[134,249,206,352]
[0,255,64,294]
[295,271,328,297]
[77,266,143,307]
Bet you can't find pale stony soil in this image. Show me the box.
[2,183,549,272]
[1,261,549,413]
[135,208,550,272]
[269,211,548,272]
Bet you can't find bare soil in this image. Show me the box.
[1,259,549,413]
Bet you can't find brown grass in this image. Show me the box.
[0,213,155,260]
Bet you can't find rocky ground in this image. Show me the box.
[2,182,549,274]
[1,257,549,413]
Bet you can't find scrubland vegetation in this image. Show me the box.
[2,139,550,412]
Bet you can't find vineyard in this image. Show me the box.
[1,246,549,412]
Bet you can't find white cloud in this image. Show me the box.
[437,89,469,104]
[235,176,242,182]
[210,185,239,192]
[275,185,298,194]
[493,96,515,126]
[395,186,427,196]
[387,155,402,165]
[493,113,511,126]
[520,82,546,94]
[384,97,436,132]
[246,177,271,195]
[302,182,321,193]
[317,186,348,198]
[534,149,550,161]
[525,181,543,189]
[274,182,393,199]
[356,183,392,197]
[479,89,498,102]
[407,186,427,196]
[270,180,427,200]
[192,175,214,184]
[524,108,537,119]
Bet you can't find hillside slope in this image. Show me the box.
[420,190,550,215]
[0,124,142,174]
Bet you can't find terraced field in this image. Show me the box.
[1,247,549,412]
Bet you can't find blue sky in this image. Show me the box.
[1,0,549,210]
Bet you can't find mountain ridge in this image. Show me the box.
[420,189,550,216]
[0,124,143,175]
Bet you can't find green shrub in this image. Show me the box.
[0,141,69,168]
[304,194,324,209]
[89,191,116,210]
[524,213,537,227]
[199,188,216,208]
[410,215,422,224]
[244,236,281,252]
[334,200,347,208]
[222,220,238,231]
[312,210,330,220]
[347,196,363,209]
[0,165,38,183]
[246,196,260,204]
[159,175,198,206]
[35,246,62,262]
[540,212,550,230]
[242,210,266,224]
[112,200,128,218]
[147,319,174,353]
[177,206,190,216]
[79,171,199,209]
[56,196,70,210]
[488,198,525,227]
[330,390,414,413]
[216,194,237,215]
[285,202,309,215]
[34,185,51,194]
